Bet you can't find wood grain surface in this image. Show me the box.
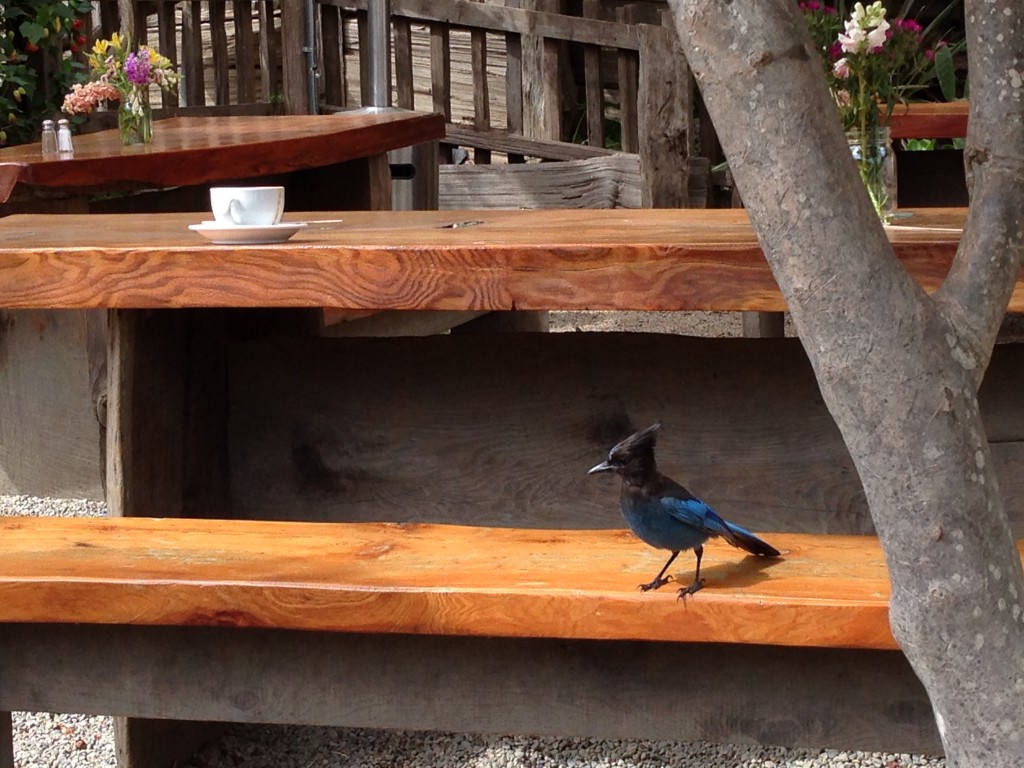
[226,334,1024,536]
[0,514,974,650]
[0,112,444,202]
[0,208,981,312]
[886,101,969,140]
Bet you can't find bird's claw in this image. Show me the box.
[676,578,706,600]
[638,575,673,592]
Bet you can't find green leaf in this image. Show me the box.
[934,45,958,102]
[18,20,45,45]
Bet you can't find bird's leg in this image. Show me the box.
[639,550,679,592]
[677,545,706,600]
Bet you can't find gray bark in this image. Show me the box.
[668,1,1024,765]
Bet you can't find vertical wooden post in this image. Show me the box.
[281,0,310,113]
[210,1,231,105]
[513,0,563,141]
[637,15,693,208]
[616,4,639,153]
[234,0,257,103]
[321,5,346,107]
[582,0,605,149]
[182,1,207,106]
[157,2,179,109]
[471,28,492,164]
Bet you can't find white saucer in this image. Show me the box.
[188,221,307,245]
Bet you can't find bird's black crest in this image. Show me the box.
[609,422,661,461]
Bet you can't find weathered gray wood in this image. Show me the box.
[430,23,452,119]
[210,0,231,105]
[615,5,639,153]
[0,624,942,754]
[182,1,206,106]
[444,123,617,160]
[0,311,102,499]
[280,0,309,113]
[393,17,414,109]
[583,0,605,148]
[637,17,692,207]
[234,0,257,103]
[438,154,642,209]
[0,711,11,768]
[742,311,786,338]
[157,2,178,109]
[326,0,643,48]
[259,0,280,100]
[227,334,1024,535]
[471,28,492,164]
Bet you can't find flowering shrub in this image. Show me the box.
[800,1,953,133]
[62,33,179,118]
[0,0,92,145]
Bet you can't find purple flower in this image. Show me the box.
[124,50,152,86]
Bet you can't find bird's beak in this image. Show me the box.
[588,461,613,475]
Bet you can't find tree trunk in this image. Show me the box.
[668,1,1024,765]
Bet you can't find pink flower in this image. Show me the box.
[62,80,121,115]
[832,57,852,79]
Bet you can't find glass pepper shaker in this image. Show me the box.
[57,118,74,158]
[40,120,58,157]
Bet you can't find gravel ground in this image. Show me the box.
[1,493,946,768]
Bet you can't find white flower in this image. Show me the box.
[866,19,890,50]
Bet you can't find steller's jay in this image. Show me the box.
[589,422,780,598]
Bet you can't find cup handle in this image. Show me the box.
[228,199,244,225]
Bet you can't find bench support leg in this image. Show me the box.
[1,711,13,768]
[114,718,226,768]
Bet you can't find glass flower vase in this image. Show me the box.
[847,126,896,222]
[118,90,153,145]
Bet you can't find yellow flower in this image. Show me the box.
[92,38,109,56]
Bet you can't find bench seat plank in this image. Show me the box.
[0,515,937,650]
[0,208,989,313]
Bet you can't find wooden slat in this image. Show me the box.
[210,0,231,105]
[0,208,982,312]
[0,515,908,649]
[430,23,453,119]
[439,154,641,208]
[394,17,415,110]
[157,1,179,109]
[444,123,617,159]
[234,0,257,103]
[182,1,206,106]
[615,5,639,153]
[324,0,643,49]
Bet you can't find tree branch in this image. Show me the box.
[934,0,1024,386]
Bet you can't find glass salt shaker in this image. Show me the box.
[40,120,58,157]
[57,119,74,158]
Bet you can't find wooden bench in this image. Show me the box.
[0,515,971,766]
[1,205,1022,767]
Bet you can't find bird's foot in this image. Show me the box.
[676,578,706,600]
[638,575,673,592]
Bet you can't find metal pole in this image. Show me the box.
[367,0,392,108]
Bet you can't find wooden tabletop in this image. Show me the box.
[886,101,969,140]
[0,515,905,649]
[0,207,979,312]
[0,110,445,203]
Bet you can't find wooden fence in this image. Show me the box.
[315,0,699,206]
[111,0,704,207]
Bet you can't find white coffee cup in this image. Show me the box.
[210,186,285,226]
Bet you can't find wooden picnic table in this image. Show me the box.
[0,110,444,211]
[0,207,980,311]
[2,203,1022,767]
